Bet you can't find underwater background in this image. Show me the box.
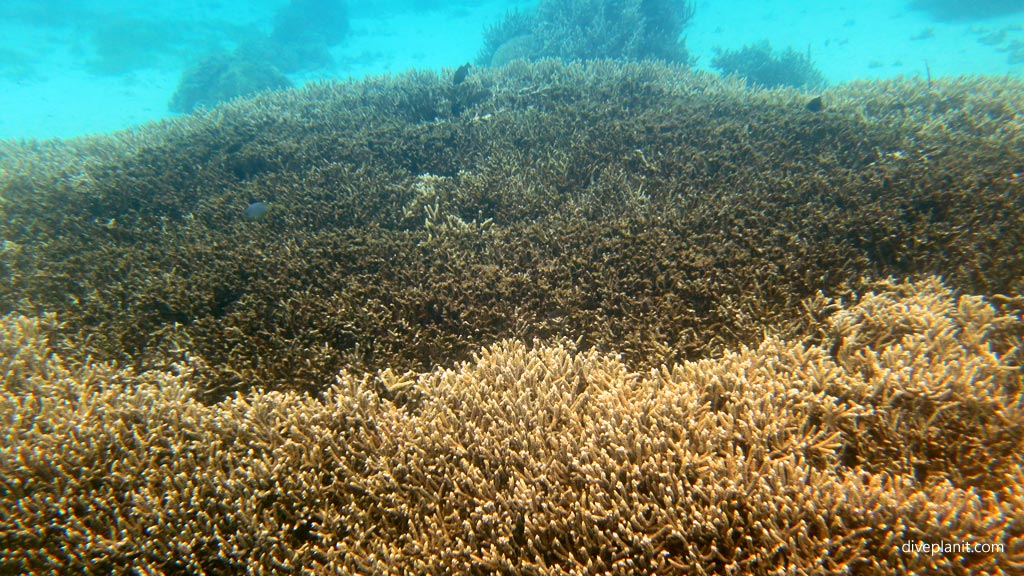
[0,0,1023,139]
[1,1,1023,574]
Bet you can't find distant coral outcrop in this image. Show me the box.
[479,0,695,66]
[169,52,292,113]
[168,0,347,112]
[711,41,827,89]
[912,0,1024,21]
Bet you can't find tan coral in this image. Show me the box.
[1,277,1021,574]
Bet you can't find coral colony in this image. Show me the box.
[0,1,1022,573]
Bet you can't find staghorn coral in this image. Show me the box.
[826,277,1024,491]
[1,60,1023,401]
[0,277,1021,574]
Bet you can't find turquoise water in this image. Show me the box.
[0,0,1021,140]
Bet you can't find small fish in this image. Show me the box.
[453,63,471,86]
[805,96,824,113]
[244,200,270,220]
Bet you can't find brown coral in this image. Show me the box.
[1,61,1022,401]
[1,278,1021,574]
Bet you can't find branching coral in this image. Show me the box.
[2,61,1023,402]
[1,278,1021,574]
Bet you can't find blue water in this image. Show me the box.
[0,0,1021,140]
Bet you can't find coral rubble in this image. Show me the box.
[0,278,1021,573]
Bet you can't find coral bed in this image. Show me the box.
[1,61,1022,403]
[0,60,1023,573]
[1,278,1021,573]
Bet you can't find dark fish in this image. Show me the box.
[805,96,824,113]
[244,201,270,220]
[453,63,471,86]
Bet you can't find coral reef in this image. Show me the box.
[711,41,826,89]
[257,0,349,73]
[478,0,694,66]
[1,278,1021,573]
[1,60,1023,403]
[169,0,347,111]
[168,52,293,113]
